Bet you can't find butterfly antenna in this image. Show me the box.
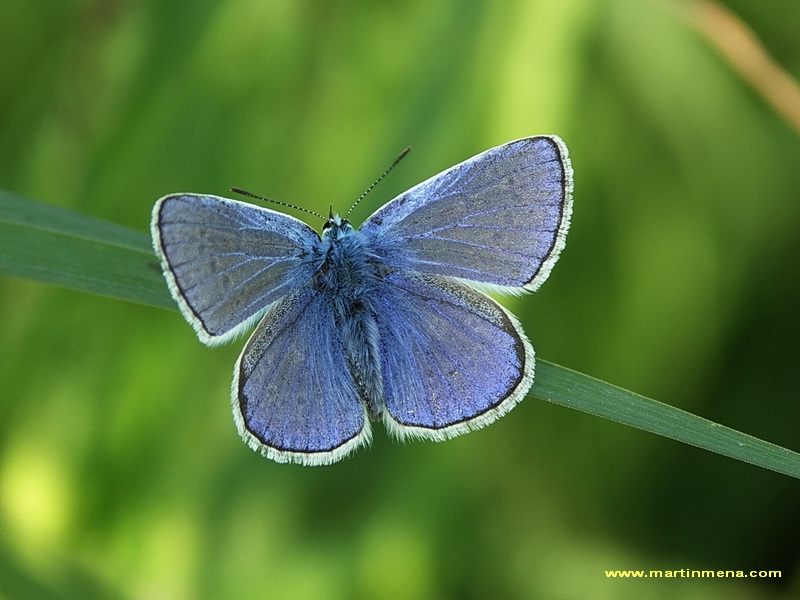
[344,146,411,220]
[229,187,325,220]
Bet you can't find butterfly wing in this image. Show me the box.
[151,194,324,345]
[360,136,572,292]
[233,287,371,465]
[371,271,533,440]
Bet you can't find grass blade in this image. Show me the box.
[0,190,173,309]
[532,361,800,479]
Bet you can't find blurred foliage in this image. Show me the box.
[1,0,799,599]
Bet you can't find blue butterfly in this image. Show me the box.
[151,136,573,466]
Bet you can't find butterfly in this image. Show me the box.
[151,136,573,466]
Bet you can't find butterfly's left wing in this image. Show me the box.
[360,136,572,293]
[233,287,371,466]
[371,271,534,440]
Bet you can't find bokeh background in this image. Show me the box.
[1,0,799,598]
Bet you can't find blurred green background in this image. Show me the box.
[1,0,799,598]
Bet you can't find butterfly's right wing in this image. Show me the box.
[360,136,572,293]
[152,194,325,345]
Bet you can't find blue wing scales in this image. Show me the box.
[233,287,371,465]
[371,271,534,440]
[151,194,324,345]
[360,136,572,292]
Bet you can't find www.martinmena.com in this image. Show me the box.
[605,570,781,578]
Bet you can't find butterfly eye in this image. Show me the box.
[321,218,349,234]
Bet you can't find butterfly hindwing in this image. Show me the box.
[233,287,371,466]
[152,194,324,345]
[371,271,534,440]
[360,136,572,292]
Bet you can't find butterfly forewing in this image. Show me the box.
[360,136,572,292]
[152,194,323,345]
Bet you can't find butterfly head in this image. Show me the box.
[321,211,353,241]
